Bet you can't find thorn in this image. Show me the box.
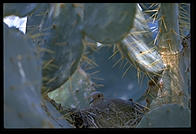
[43,59,55,69]
[28,32,49,39]
[154,29,160,45]
[46,76,56,85]
[129,31,149,35]
[112,57,123,68]
[107,49,119,60]
[89,70,100,76]
[37,47,55,54]
[137,68,141,83]
[122,64,132,78]
[119,58,124,69]
[123,60,128,69]
[148,3,157,9]
[91,76,104,81]
[144,9,158,13]
[146,72,160,89]
[82,55,98,67]
[161,16,167,31]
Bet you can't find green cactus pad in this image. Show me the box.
[83,3,136,44]
[29,4,84,93]
[48,67,96,109]
[178,3,190,39]
[120,5,165,75]
[4,24,71,128]
[4,24,47,127]
[3,3,38,17]
[26,3,50,35]
[137,104,191,128]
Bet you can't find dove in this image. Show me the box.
[73,91,150,128]
[89,91,104,106]
[54,91,150,128]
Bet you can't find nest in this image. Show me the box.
[54,99,150,128]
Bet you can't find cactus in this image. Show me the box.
[83,3,136,44]
[26,3,50,35]
[4,3,190,128]
[3,3,39,17]
[48,67,96,109]
[148,3,189,109]
[4,24,70,128]
[119,4,165,75]
[26,4,85,94]
[178,3,190,39]
[137,104,191,128]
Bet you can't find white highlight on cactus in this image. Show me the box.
[127,83,134,91]
[17,61,26,83]
[54,4,64,17]
[3,15,27,34]
[137,4,143,11]
[48,4,55,18]
[96,42,103,47]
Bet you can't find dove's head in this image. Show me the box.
[89,91,104,106]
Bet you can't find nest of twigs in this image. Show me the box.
[50,98,149,128]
